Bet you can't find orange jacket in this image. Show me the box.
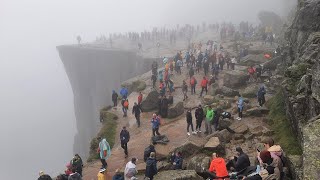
[209,157,228,177]
[201,78,208,87]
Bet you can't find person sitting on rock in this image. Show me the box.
[206,153,229,180]
[227,147,250,174]
[170,151,183,170]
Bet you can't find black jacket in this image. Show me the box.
[68,173,82,180]
[145,157,158,178]
[120,129,130,143]
[38,175,52,180]
[144,145,156,162]
[195,107,204,120]
[112,92,118,101]
[235,152,251,172]
[132,104,142,116]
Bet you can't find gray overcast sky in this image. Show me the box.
[0,0,296,179]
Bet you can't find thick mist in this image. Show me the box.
[0,0,296,179]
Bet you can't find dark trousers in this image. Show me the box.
[152,127,160,136]
[121,141,128,155]
[152,80,156,88]
[196,119,202,130]
[258,96,265,106]
[187,122,194,132]
[135,115,141,127]
[113,100,117,107]
[191,85,196,94]
[238,108,243,118]
[200,86,207,96]
[100,159,107,168]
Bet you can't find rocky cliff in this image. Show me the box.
[281,0,320,178]
[57,45,159,159]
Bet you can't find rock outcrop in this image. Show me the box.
[223,70,248,88]
[141,90,159,112]
[154,170,202,180]
[167,102,184,119]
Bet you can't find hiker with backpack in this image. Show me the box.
[132,102,143,127]
[151,114,161,136]
[182,80,188,101]
[145,152,157,180]
[112,90,118,107]
[257,85,266,107]
[186,108,196,136]
[200,76,208,97]
[190,76,197,95]
[205,105,214,134]
[120,126,130,158]
[122,98,129,117]
[195,104,204,133]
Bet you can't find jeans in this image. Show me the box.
[238,108,243,118]
[152,127,160,136]
[100,159,107,169]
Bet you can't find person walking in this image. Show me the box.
[120,126,130,158]
[205,106,214,134]
[186,108,196,136]
[190,76,197,95]
[121,98,129,117]
[195,104,204,133]
[151,114,161,136]
[182,80,188,101]
[138,92,143,105]
[124,158,138,180]
[97,137,111,169]
[237,95,244,120]
[257,85,266,107]
[112,90,118,107]
[200,76,208,97]
[132,102,142,127]
[145,152,158,180]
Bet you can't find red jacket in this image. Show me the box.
[138,94,143,104]
[201,78,208,87]
[209,157,228,178]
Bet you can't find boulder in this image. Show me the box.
[141,90,159,112]
[223,70,249,88]
[171,138,206,158]
[243,107,269,117]
[229,122,249,134]
[242,84,259,98]
[244,132,254,140]
[186,154,211,173]
[168,102,184,119]
[234,134,245,140]
[154,170,202,180]
[239,54,267,66]
[204,137,225,155]
[218,99,232,109]
[122,80,146,94]
[151,135,170,145]
[218,118,233,131]
[185,98,202,109]
[202,95,216,105]
[215,86,240,97]
[250,126,264,137]
[286,155,303,180]
[206,129,232,143]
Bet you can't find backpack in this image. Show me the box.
[123,100,129,108]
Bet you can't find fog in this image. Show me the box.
[0,0,296,179]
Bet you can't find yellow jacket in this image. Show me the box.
[97,172,105,180]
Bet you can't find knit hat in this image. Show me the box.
[260,150,272,163]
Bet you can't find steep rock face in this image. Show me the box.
[57,45,160,158]
[281,1,320,179]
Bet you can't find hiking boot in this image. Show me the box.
[187,132,191,136]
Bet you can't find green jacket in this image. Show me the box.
[206,109,214,122]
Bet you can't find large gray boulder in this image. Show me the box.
[206,129,232,143]
[154,170,202,180]
[239,54,267,66]
[141,90,159,112]
[242,84,259,98]
[204,137,225,155]
[215,86,240,97]
[243,107,269,117]
[202,95,216,105]
[171,138,207,158]
[223,70,249,88]
[187,154,211,174]
[229,122,249,134]
[167,102,184,119]
[218,118,233,131]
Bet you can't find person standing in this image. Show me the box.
[120,126,130,158]
[122,98,129,117]
[97,137,111,169]
[70,154,83,177]
[205,106,214,134]
[182,80,188,101]
[237,95,244,120]
[132,102,142,127]
[195,104,204,133]
[231,56,236,70]
[120,86,128,99]
[145,152,158,180]
[200,76,208,97]
[186,108,196,135]
[190,76,197,95]
[124,158,138,180]
[151,114,161,136]
[257,85,266,107]
[112,90,118,107]
[138,92,143,105]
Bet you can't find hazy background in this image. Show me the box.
[0,0,296,179]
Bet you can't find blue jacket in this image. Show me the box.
[120,88,128,98]
[151,117,160,129]
[174,156,183,170]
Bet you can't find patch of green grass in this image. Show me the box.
[87,111,118,162]
[266,90,302,155]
